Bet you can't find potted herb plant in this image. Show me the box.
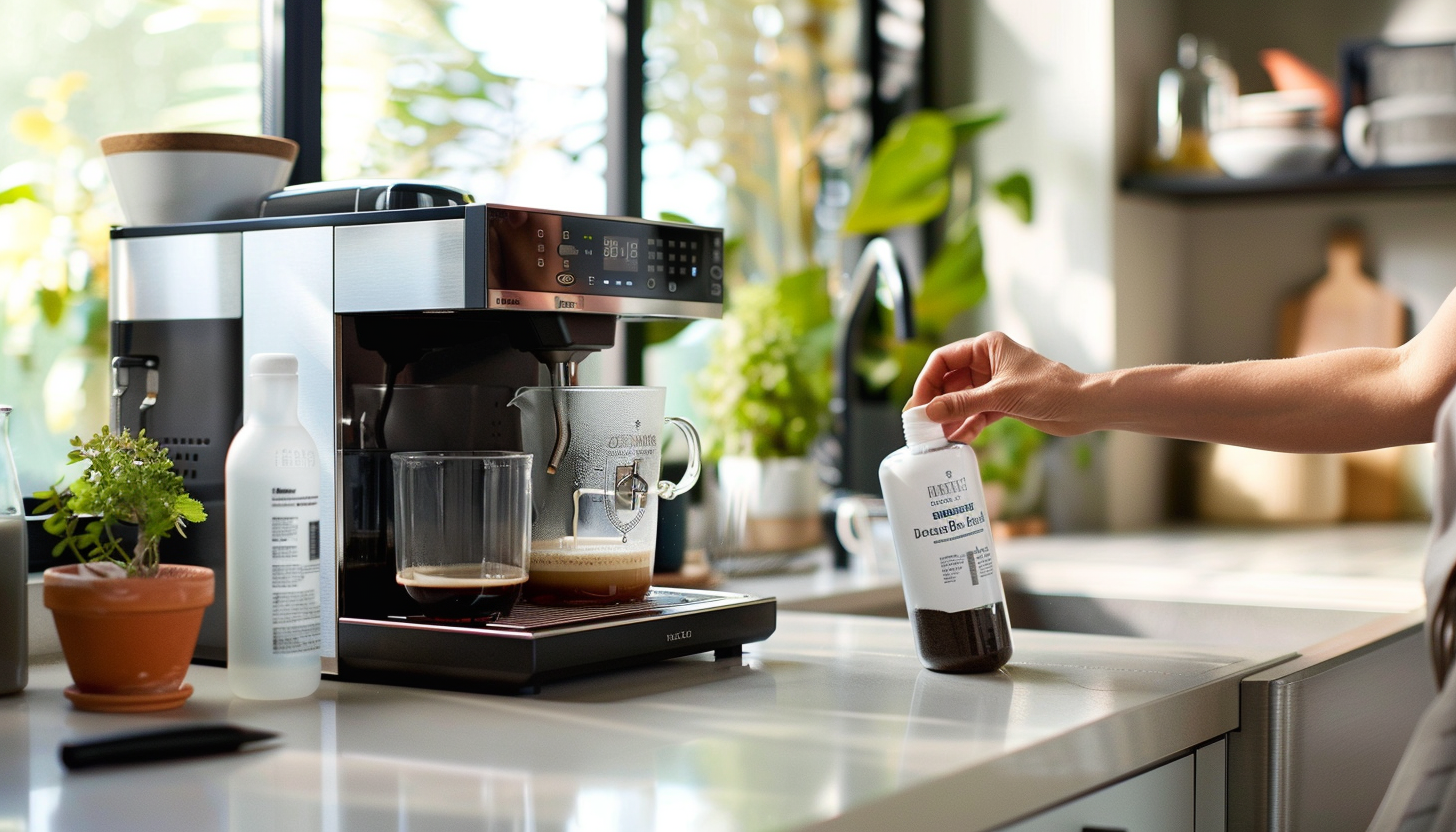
[697,267,836,554]
[33,426,210,712]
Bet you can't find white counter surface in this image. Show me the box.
[2,612,1284,832]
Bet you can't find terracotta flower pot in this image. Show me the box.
[43,563,214,712]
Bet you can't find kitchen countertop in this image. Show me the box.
[2,612,1285,832]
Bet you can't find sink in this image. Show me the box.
[1001,576,1394,653]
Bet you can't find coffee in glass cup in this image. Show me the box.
[392,451,531,620]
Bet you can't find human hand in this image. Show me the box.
[909,332,1090,442]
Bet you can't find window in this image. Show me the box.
[0,0,259,491]
[642,0,866,282]
[322,0,615,214]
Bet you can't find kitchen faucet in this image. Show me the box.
[828,236,915,494]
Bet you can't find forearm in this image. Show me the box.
[1081,346,1435,452]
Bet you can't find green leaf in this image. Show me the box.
[887,338,937,405]
[772,266,832,333]
[0,184,36,205]
[993,171,1034,224]
[944,104,1005,145]
[38,288,64,327]
[917,222,987,336]
[843,111,955,234]
[658,211,695,225]
[177,495,207,523]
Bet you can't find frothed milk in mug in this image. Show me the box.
[525,537,652,605]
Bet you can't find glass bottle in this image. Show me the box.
[1152,34,1235,173]
[0,406,28,694]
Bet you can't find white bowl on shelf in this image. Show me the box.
[1209,126,1339,179]
[99,132,298,226]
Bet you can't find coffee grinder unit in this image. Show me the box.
[109,197,776,691]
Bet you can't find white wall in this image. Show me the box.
[1182,197,1456,365]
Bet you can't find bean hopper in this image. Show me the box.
[109,184,776,692]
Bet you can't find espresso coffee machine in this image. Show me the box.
[110,191,776,689]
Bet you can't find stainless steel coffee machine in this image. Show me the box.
[110,191,775,689]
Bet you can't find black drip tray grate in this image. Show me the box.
[486,590,698,631]
[378,589,713,633]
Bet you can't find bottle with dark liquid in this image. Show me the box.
[878,405,1013,673]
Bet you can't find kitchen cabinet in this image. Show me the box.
[936,0,1456,529]
[999,741,1228,832]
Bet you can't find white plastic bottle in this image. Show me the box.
[879,405,1013,673]
[226,353,322,699]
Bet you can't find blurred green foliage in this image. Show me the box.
[696,266,835,459]
[843,103,1045,487]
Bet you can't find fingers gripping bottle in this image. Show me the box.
[879,405,1013,672]
[226,354,322,699]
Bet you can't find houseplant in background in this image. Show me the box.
[33,426,210,712]
[841,105,1046,527]
[696,266,836,555]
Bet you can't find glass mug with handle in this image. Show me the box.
[510,386,700,605]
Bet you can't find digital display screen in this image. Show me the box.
[602,235,639,272]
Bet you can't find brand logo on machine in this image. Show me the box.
[666,630,692,642]
[926,477,968,499]
[607,434,658,449]
[555,297,578,309]
[497,295,522,306]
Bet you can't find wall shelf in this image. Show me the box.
[1121,163,1456,201]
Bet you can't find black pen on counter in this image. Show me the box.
[60,723,280,771]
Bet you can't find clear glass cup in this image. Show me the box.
[391,452,532,621]
[510,386,700,605]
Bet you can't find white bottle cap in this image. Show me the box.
[902,404,946,446]
[249,353,298,376]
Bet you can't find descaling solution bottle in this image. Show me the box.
[226,353,322,699]
[879,405,1012,672]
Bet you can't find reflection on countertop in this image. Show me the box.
[4,612,1284,832]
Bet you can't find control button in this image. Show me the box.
[558,244,578,256]
[626,280,634,287]
[536,258,545,268]
[709,283,722,297]
[647,278,657,289]
[667,281,678,293]
[710,265,723,279]
[557,272,576,286]
[562,230,570,240]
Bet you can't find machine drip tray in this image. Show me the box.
[338,588,777,693]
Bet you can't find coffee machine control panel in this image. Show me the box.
[486,206,723,318]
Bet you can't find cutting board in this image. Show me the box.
[1278,229,1408,520]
